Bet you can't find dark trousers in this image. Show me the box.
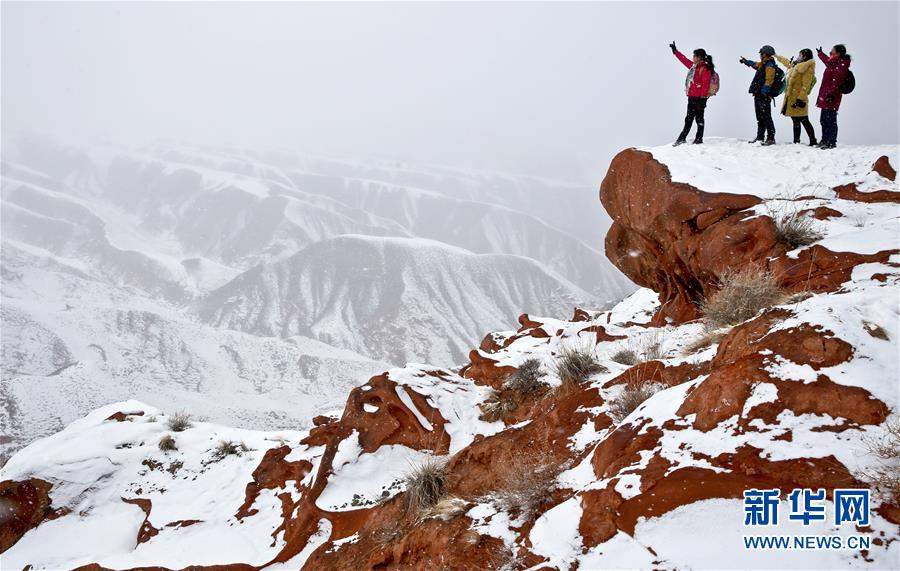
[820,109,838,145]
[754,95,776,140]
[791,116,816,143]
[678,97,707,142]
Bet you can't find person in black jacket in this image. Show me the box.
[740,45,780,145]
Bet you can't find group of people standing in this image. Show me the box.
[669,42,854,148]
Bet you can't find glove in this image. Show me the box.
[794,99,805,108]
[761,85,771,96]
[669,42,677,54]
[825,93,835,103]
[817,46,824,54]
[739,57,748,65]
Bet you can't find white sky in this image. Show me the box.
[3,1,898,182]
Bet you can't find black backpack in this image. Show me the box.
[840,70,856,94]
[771,65,786,96]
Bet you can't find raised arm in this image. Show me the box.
[673,49,692,69]
[775,54,793,68]
[816,47,829,64]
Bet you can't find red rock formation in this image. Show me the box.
[0,478,53,553]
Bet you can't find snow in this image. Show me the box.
[1,401,314,570]
[316,445,433,511]
[529,497,584,567]
[2,136,632,459]
[387,364,503,453]
[5,140,898,569]
[395,385,434,431]
[645,138,898,200]
[634,498,900,570]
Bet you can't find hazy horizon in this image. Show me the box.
[3,2,899,183]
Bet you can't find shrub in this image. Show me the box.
[167,411,193,432]
[610,348,639,366]
[611,333,666,365]
[404,458,447,513]
[638,332,665,361]
[503,358,547,395]
[553,344,607,386]
[700,268,786,329]
[863,418,900,505]
[608,382,663,423]
[213,439,247,460]
[771,210,823,249]
[158,434,177,451]
[491,451,560,519]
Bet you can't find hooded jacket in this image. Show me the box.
[816,51,851,111]
[775,55,817,117]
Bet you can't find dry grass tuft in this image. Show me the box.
[771,210,824,249]
[608,382,663,423]
[610,348,639,366]
[213,439,248,460]
[612,333,667,365]
[503,358,548,395]
[479,394,517,423]
[863,418,900,505]
[158,434,177,451]
[404,458,447,513]
[490,451,562,519]
[553,344,607,386]
[167,411,193,432]
[700,268,786,329]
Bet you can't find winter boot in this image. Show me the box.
[761,139,776,146]
[692,137,703,145]
[673,138,687,147]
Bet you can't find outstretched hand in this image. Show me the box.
[669,41,677,54]
[739,56,748,64]
[817,46,824,53]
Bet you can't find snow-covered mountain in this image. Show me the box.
[200,234,595,365]
[0,135,632,460]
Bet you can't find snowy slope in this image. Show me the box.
[1,402,315,570]
[1,239,388,463]
[1,135,631,460]
[200,234,600,365]
[3,142,898,569]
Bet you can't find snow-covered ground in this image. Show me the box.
[1,402,314,570]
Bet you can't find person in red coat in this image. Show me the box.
[816,44,851,149]
[670,41,716,146]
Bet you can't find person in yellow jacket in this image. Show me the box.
[776,49,818,145]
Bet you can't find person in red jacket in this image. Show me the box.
[670,41,715,146]
[816,44,851,149]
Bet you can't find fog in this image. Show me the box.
[3,1,898,182]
